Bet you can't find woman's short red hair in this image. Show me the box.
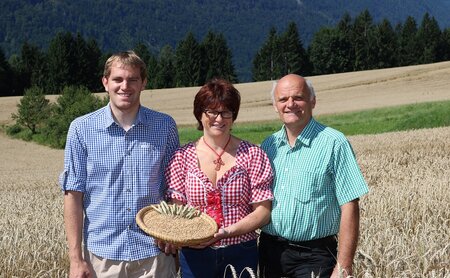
[193,78,241,130]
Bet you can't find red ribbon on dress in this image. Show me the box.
[206,191,223,226]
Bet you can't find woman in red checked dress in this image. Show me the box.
[164,78,274,278]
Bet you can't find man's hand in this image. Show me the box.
[331,264,352,278]
[69,259,92,278]
[332,199,360,278]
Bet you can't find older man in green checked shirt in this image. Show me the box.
[258,74,369,278]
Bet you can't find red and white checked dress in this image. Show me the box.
[165,140,274,246]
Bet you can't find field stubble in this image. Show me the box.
[352,127,450,277]
[1,62,449,277]
[0,127,448,277]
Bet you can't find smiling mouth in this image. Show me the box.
[212,124,225,128]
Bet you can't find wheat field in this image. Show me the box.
[0,62,449,277]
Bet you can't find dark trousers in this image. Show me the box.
[258,232,338,278]
[180,239,258,278]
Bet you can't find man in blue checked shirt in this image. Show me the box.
[60,51,179,277]
[258,74,369,278]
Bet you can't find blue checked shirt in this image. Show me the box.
[59,104,179,261]
[260,118,368,241]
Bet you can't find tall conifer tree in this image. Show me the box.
[46,32,77,94]
[308,28,352,75]
[280,22,310,76]
[397,16,420,66]
[0,47,14,96]
[374,19,397,68]
[336,12,355,72]
[252,27,282,81]
[200,31,237,83]
[134,42,157,89]
[175,32,201,87]
[154,45,175,89]
[352,10,376,71]
[441,28,450,61]
[417,13,442,63]
[75,34,102,92]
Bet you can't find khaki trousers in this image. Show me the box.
[84,248,177,278]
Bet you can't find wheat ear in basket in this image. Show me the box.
[136,201,218,246]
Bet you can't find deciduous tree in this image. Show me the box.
[11,86,50,134]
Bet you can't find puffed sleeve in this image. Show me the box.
[245,142,274,203]
[164,145,189,203]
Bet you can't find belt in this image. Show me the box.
[261,232,336,249]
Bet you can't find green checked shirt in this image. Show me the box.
[260,118,368,242]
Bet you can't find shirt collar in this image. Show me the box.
[103,104,116,129]
[274,117,317,148]
[103,104,145,129]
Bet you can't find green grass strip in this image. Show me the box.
[178,100,450,145]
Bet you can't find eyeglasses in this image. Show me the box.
[204,109,234,119]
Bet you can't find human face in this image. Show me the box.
[273,75,315,132]
[201,107,234,137]
[102,61,147,114]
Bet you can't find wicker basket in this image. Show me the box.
[136,206,218,246]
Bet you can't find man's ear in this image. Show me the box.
[273,102,279,112]
[311,96,316,109]
[141,78,148,91]
[102,76,108,92]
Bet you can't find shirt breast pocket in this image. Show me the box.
[136,143,163,171]
[291,171,328,204]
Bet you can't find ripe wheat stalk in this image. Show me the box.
[1,127,449,277]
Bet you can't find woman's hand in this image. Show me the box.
[155,239,179,255]
[188,228,230,249]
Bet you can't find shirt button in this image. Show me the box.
[126,188,131,192]
[127,208,131,212]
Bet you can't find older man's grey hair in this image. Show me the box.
[270,78,316,103]
[270,80,278,103]
[306,79,316,100]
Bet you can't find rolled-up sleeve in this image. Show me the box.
[60,121,87,193]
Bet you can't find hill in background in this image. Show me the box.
[2,61,450,126]
[1,0,450,81]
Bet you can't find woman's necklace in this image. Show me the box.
[202,135,231,171]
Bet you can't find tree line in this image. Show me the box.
[4,10,450,149]
[0,30,237,97]
[253,11,450,79]
[1,10,449,97]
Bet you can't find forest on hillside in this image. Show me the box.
[1,10,450,98]
[1,0,450,81]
